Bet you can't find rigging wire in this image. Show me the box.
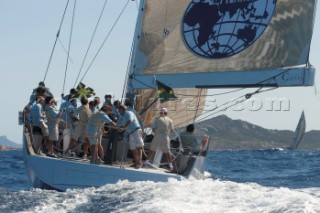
[172,86,278,128]
[194,87,278,124]
[43,0,71,82]
[193,89,203,123]
[172,95,199,118]
[174,88,246,97]
[79,0,130,83]
[194,97,247,125]
[132,76,156,89]
[132,75,256,98]
[121,39,135,102]
[73,0,109,87]
[132,74,277,127]
[62,0,77,95]
[58,38,74,64]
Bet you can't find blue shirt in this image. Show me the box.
[30,103,44,126]
[87,111,112,133]
[179,131,199,150]
[111,106,120,121]
[60,100,78,128]
[59,101,69,122]
[92,105,100,113]
[45,105,59,129]
[118,111,140,134]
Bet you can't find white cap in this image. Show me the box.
[160,108,167,113]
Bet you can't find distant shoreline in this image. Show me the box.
[0,145,20,151]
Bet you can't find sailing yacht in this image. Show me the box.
[287,111,306,150]
[21,0,317,191]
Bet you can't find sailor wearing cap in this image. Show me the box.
[144,107,174,171]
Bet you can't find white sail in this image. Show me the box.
[288,111,306,150]
[130,0,317,89]
[126,0,318,128]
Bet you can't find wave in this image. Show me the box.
[0,179,320,213]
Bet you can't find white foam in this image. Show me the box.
[8,179,320,212]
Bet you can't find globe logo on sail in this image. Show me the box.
[182,0,277,59]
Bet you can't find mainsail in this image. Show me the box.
[288,111,306,150]
[125,0,317,127]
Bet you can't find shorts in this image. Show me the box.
[87,131,102,145]
[48,125,59,141]
[128,129,144,150]
[150,133,170,153]
[39,122,49,137]
[71,124,87,141]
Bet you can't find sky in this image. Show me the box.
[0,0,319,144]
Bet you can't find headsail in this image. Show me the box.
[288,111,306,150]
[126,0,317,127]
[130,0,317,89]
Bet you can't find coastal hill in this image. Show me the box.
[0,136,22,149]
[1,115,319,150]
[196,115,320,150]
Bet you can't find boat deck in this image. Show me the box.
[51,154,174,173]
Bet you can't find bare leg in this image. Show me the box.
[137,147,143,164]
[146,150,155,162]
[43,136,49,153]
[98,143,104,161]
[166,152,173,163]
[83,138,89,155]
[47,140,54,154]
[132,149,138,165]
[91,144,98,161]
[166,152,173,171]
[65,137,76,153]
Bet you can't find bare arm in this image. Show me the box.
[122,120,132,129]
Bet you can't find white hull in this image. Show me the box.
[23,131,207,192]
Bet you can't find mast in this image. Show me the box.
[124,0,146,104]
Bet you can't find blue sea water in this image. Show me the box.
[0,150,320,212]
